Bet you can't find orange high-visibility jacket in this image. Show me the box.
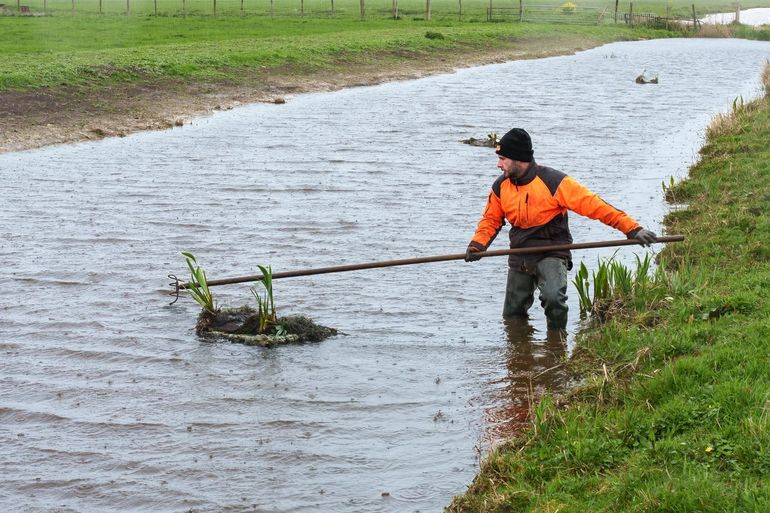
[469,162,641,272]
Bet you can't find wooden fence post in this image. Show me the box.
[691,4,696,29]
[301,0,304,16]
[126,0,129,16]
[331,0,335,16]
[359,0,365,19]
[425,0,430,20]
[71,0,74,15]
[614,0,618,23]
[457,0,461,20]
[392,0,397,19]
[518,0,522,21]
[213,0,216,15]
[629,2,633,26]
[488,0,492,21]
[154,0,157,15]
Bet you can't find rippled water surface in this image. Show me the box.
[2,38,769,513]
[702,7,770,26]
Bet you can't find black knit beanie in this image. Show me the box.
[495,128,533,162]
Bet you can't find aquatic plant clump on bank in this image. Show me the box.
[196,306,337,347]
[448,63,770,512]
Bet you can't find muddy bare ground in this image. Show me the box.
[0,37,598,154]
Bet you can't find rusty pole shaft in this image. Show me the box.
[176,236,684,290]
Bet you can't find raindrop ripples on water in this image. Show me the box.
[1,38,769,513]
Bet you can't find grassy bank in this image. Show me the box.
[448,64,770,512]
[4,0,768,92]
[0,16,674,91]
[3,11,689,153]
[5,0,768,154]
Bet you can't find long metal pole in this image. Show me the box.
[171,236,684,292]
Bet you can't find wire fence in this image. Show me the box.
[1,0,350,16]
[487,4,606,24]
[0,0,713,25]
[0,0,507,17]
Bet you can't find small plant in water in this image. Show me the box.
[661,175,677,202]
[251,264,277,333]
[573,253,665,323]
[181,252,216,314]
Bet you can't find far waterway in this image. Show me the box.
[1,38,769,513]
[702,7,770,26]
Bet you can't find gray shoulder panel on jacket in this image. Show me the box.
[536,166,567,196]
[492,174,507,197]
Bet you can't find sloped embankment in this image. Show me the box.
[448,63,770,512]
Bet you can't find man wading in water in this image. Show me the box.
[465,128,657,330]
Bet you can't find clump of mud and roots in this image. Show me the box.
[461,132,498,147]
[196,306,337,347]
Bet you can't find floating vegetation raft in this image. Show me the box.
[178,254,336,348]
[461,132,498,147]
[196,306,337,348]
[635,70,659,84]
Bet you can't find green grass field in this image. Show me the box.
[448,66,770,512]
[0,15,677,90]
[1,0,764,91]
[1,0,763,17]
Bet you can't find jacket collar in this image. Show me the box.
[509,161,537,186]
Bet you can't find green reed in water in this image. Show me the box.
[573,253,675,324]
[182,252,216,314]
[251,264,278,334]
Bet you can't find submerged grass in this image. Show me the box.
[447,63,770,512]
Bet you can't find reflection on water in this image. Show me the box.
[484,319,568,442]
[1,38,769,513]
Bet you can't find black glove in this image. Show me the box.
[465,246,483,262]
[628,227,658,247]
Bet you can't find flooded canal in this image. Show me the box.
[702,7,770,27]
[2,38,768,513]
